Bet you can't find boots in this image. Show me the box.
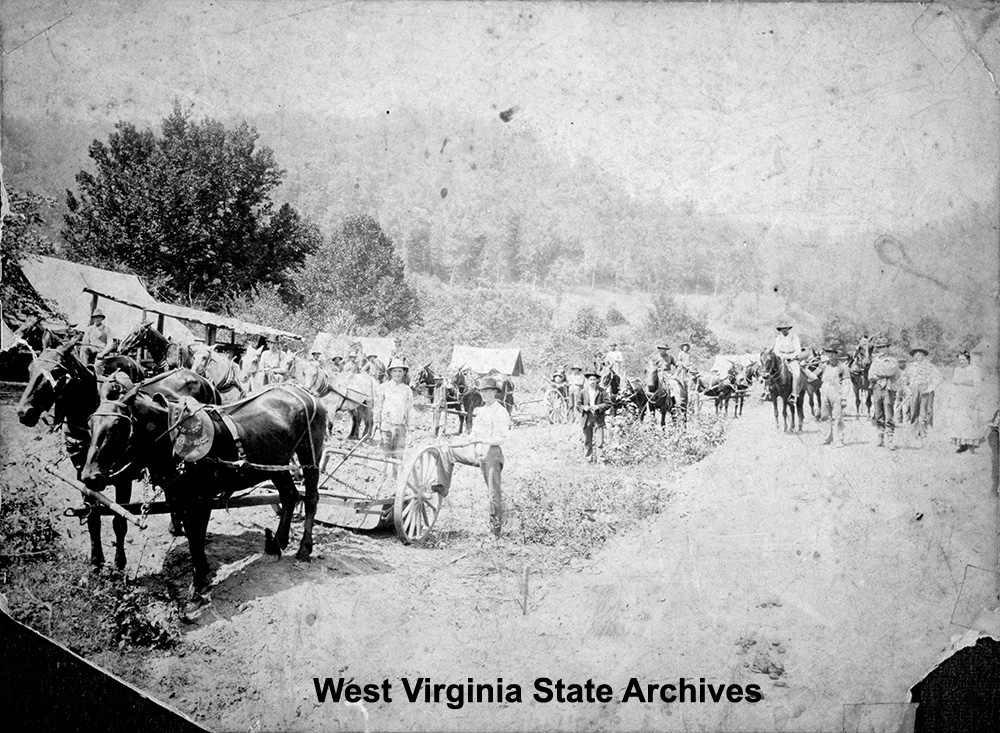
[887,432,897,451]
[877,432,885,447]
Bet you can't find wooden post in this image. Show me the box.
[156,313,165,334]
[206,325,217,346]
[89,293,98,315]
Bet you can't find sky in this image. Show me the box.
[3,0,998,243]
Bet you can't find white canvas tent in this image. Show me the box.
[0,319,18,353]
[19,256,196,343]
[310,333,396,363]
[448,345,525,376]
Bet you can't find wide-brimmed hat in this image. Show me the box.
[478,376,500,391]
[776,322,792,331]
[570,364,583,371]
[873,337,890,348]
[584,371,600,379]
[656,343,669,350]
[91,308,106,319]
[957,350,970,359]
[386,358,408,371]
[680,343,690,350]
[823,341,843,354]
[367,353,379,359]
[552,372,565,379]
[909,345,929,356]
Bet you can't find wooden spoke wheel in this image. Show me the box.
[393,446,444,544]
[546,388,568,424]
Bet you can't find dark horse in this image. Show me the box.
[759,349,805,432]
[849,343,873,419]
[81,383,330,597]
[599,363,621,418]
[118,321,172,373]
[452,370,515,433]
[642,361,687,427]
[693,368,735,417]
[801,349,824,420]
[412,364,457,437]
[16,338,218,569]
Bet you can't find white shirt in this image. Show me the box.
[468,401,510,457]
[375,380,413,431]
[774,333,802,360]
[604,350,624,370]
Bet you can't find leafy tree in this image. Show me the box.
[294,214,421,332]
[605,307,629,327]
[570,305,607,339]
[62,103,319,306]
[2,189,60,319]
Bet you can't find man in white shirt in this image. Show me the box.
[435,376,510,537]
[774,322,803,399]
[566,364,586,414]
[80,308,115,367]
[604,342,624,376]
[374,358,413,477]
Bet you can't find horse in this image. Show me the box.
[281,352,375,440]
[693,368,736,417]
[16,337,219,569]
[801,350,824,420]
[189,345,247,403]
[759,349,805,432]
[452,370,483,433]
[118,321,172,373]
[730,362,755,418]
[80,382,330,598]
[411,364,455,436]
[599,363,622,418]
[849,343,873,419]
[642,361,686,427]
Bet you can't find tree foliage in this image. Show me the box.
[62,103,320,306]
[645,294,718,351]
[2,189,60,319]
[570,305,607,339]
[294,214,421,333]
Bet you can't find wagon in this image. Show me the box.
[61,440,451,544]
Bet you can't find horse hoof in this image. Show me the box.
[294,549,312,563]
[115,553,127,571]
[264,528,280,556]
[168,521,186,537]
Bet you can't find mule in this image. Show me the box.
[759,349,805,432]
[16,338,218,569]
[599,364,621,418]
[693,368,735,417]
[80,383,332,596]
[801,350,824,420]
[281,352,375,439]
[189,345,246,403]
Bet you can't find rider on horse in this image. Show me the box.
[80,308,115,367]
[774,321,803,403]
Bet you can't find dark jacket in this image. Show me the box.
[579,386,610,428]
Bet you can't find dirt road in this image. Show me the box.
[3,391,996,731]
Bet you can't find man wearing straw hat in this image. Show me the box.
[867,337,900,449]
[566,364,586,414]
[436,376,510,538]
[374,358,413,477]
[80,307,115,367]
[906,345,942,440]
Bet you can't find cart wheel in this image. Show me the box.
[393,446,444,544]
[546,388,567,424]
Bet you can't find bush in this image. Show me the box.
[645,294,719,351]
[605,307,629,327]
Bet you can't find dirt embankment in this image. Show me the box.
[2,393,996,732]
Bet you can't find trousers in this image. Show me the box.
[872,384,896,434]
[380,425,407,476]
[438,444,504,535]
[820,385,844,442]
[583,422,604,460]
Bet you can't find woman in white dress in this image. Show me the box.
[949,350,984,453]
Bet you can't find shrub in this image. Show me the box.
[570,305,608,339]
[605,307,629,327]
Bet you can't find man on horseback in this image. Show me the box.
[365,353,387,383]
[651,343,677,373]
[604,342,624,378]
[80,308,115,368]
[867,337,900,449]
[773,322,803,403]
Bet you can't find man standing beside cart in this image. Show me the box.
[375,358,413,478]
[437,376,510,538]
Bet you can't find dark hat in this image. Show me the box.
[656,344,669,350]
[909,346,928,356]
[168,397,215,463]
[776,322,792,330]
[478,376,500,391]
[823,341,843,354]
[570,364,583,371]
[584,371,600,379]
[680,343,690,350]
[957,349,970,359]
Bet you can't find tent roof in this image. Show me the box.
[448,345,525,376]
[310,333,396,363]
[81,287,301,341]
[0,319,18,353]
[19,256,195,343]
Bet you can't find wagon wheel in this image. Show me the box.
[393,446,444,544]
[546,388,568,424]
